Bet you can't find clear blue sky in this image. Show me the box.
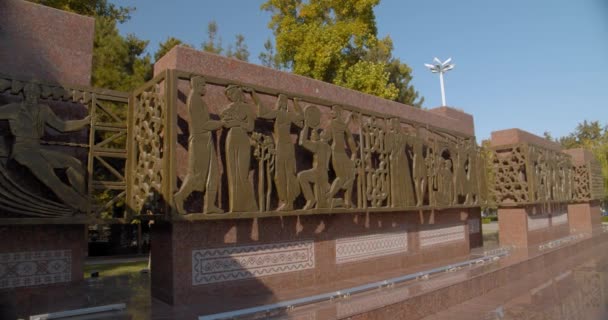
[114,0,608,142]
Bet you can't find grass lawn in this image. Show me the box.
[84,261,148,278]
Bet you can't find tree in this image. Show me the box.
[202,21,223,54]
[226,34,250,62]
[558,120,608,202]
[259,38,281,69]
[559,120,604,149]
[28,0,153,91]
[29,0,133,22]
[92,18,152,91]
[155,37,191,62]
[202,22,250,62]
[261,0,423,106]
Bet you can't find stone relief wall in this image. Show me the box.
[0,75,129,221]
[128,71,488,219]
[491,143,575,206]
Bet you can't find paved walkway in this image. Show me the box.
[482,221,499,233]
[85,255,149,266]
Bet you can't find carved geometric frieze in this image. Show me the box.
[192,240,315,285]
[419,225,465,248]
[0,250,71,289]
[589,161,605,200]
[335,231,408,264]
[572,159,605,202]
[573,164,591,200]
[492,143,574,206]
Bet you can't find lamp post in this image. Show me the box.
[425,57,454,106]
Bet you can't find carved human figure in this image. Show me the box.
[0,83,90,212]
[409,126,427,207]
[221,85,258,212]
[452,139,467,204]
[465,139,479,205]
[173,77,223,215]
[322,105,358,208]
[385,118,415,207]
[439,158,454,205]
[252,92,303,211]
[425,145,439,207]
[298,124,331,210]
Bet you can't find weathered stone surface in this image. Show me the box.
[155,46,475,136]
[0,0,94,85]
[491,128,562,151]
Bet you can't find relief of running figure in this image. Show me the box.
[0,83,90,212]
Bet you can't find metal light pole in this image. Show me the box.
[425,57,454,106]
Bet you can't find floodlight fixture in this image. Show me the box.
[424,57,455,106]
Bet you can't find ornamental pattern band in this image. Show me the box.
[335,231,408,264]
[192,240,315,285]
[0,250,71,289]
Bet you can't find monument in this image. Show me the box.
[0,1,130,317]
[0,1,606,318]
[490,129,604,248]
[126,46,488,308]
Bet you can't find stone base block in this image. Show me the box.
[498,204,570,248]
[568,200,602,235]
[0,224,86,318]
[151,209,476,311]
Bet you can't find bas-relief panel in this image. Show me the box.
[335,231,408,264]
[129,72,487,220]
[0,250,71,289]
[419,225,465,248]
[191,240,314,285]
[0,76,130,221]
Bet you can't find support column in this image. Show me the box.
[498,207,529,248]
[568,200,602,235]
[563,148,605,236]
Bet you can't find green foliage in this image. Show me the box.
[155,37,191,62]
[202,21,223,54]
[226,34,250,62]
[29,0,133,22]
[259,38,281,69]
[482,217,492,224]
[559,120,608,201]
[334,60,399,100]
[92,18,152,91]
[202,21,250,62]
[602,215,608,223]
[262,0,422,106]
[28,1,153,91]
